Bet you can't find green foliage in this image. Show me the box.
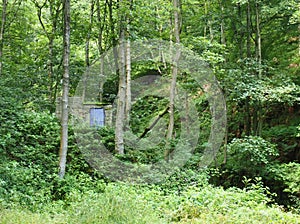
[164,184,279,223]
[0,183,164,224]
[262,125,299,162]
[63,184,163,224]
[0,161,54,209]
[226,136,278,173]
[130,96,169,135]
[0,0,299,221]
[181,36,226,66]
[1,181,300,224]
[269,162,300,197]
[224,59,300,106]
[212,136,279,189]
[0,161,104,210]
[158,168,209,194]
[0,109,60,167]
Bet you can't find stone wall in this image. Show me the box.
[56,97,113,127]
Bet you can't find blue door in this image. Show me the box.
[90,108,105,127]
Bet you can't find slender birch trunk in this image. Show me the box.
[219,0,226,46]
[125,37,131,127]
[85,0,95,68]
[59,0,71,178]
[115,0,126,154]
[255,1,262,136]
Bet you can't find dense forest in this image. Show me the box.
[0,0,300,223]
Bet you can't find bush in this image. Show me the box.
[267,162,300,212]
[0,161,55,209]
[226,136,278,173]
[213,136,279,188]
[0,110,60,168]
[262,125,299,163]
[160,183,300,223]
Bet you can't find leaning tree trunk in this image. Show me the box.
[59,0,71,178]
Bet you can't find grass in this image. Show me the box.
[0,183,299,224]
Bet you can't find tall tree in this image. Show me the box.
[115,0,127,154]
[165,0,181,160]
[58,0,70,178]
[125,0,132,128]
[114,0,132,154]
[96,0,107,101]
[125,32,131,127]
[254,0,262,136]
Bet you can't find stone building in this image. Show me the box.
[56,96,113,128]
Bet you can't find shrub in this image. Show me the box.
[0,110,60,168]
[267,162,300,212]
[161,184,300,223]
[0,161,55,209]
[214,136,279,188]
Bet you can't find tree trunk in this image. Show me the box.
[237,3,243,58]
[255,2,262,77]
[115,39,126,154]
[255,1,262,136]
[125,38,131,128]
[49,1,62,105]
[0,0,7,76]
[219,0,226,45]
[246,1,251,57]
[108,0,119,72]
[125,0,132,128]
[165,0,181,161]
[244,1,252,136]
[85,0,95,68]
[114,0,127,154]
[58,0,71,178]
[96,0,107,102]
[204,1,207,37]
[83,0,94,102]
[33,0,62,107]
